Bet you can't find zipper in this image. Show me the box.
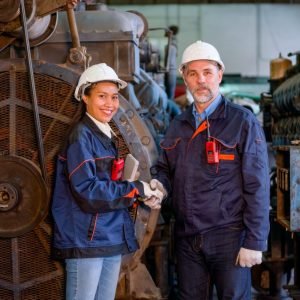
[87,213,98,241]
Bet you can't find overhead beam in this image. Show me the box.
[107,0,300,4]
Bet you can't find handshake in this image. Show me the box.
[140,179,167,210]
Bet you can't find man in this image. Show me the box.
[151,41,270,299]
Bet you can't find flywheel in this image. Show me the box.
[0,155,48,238]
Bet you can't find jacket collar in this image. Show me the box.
[177,95,228,128]
[82,115,116,150]
[86,112,113,138]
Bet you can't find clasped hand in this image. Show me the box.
[140,179,167,210]
[236,247,262,268]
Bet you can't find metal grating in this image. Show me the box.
[0,238,13,282]
[0,288,13,300]
[18,228,57,282]
[0,69,76,299]
[0,71,9,101]
[110,121,130,159]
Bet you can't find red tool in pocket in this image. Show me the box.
[111,158,124,181]
[205,117,219,164]
[206,140,219,164]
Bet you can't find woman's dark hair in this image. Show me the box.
[72,100,86,123]
[69,82,99,125]
[82,83,95,97]
[59,99,86,153]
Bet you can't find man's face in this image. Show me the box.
[183,60,223,105]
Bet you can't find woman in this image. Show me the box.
[52,63,162,300]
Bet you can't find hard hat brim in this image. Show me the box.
[74,79,127,101]
[115,79,128,90]
[179,59,225,74]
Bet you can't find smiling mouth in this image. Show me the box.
[102,109,113,114]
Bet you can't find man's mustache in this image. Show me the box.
[192,85,210,94]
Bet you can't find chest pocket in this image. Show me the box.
[206,137,239,175]
[160,138,182,168]
[160,137,181,150]
[95,157,114,173]
[215,137,238,162]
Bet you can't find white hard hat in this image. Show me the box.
[179,40,225,73]
[74,63,127,101]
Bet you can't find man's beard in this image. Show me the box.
[190,85,214,104]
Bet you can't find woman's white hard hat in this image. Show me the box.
[74,63,127,101]
[179,40,225,73]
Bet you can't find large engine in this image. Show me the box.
[0,1,176,299]
[253,52,300,299]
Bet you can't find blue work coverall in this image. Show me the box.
[155,96,270,299]
[52,115,142,259]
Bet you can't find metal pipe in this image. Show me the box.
[66,7,80,48]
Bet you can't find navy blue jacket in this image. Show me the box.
[52,115,143,259]
[155,96,270,251]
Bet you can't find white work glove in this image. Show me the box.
[236,247,262,268]
[143,196,162,210]
[150,179,167,199]
[140,181,164,201]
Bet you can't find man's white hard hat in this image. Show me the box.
[74,63,127,101]
[179,40,225,73]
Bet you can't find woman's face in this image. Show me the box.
[82,81,119,123]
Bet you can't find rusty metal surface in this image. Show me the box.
[39,9,144,82]
[0,221,65,300]
[13,13,58,48]
[0,0,20,23]
[35,0,67,17]
[0,0,36,33]
[0,156,48,237]
[0,0,60,51]
[0,35,16,52]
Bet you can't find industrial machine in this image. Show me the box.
[252,52,300,299]
[0,1,176,299]
[4,1,300,300]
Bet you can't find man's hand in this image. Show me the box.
[236,247,262,268]
[140,181,164,200]
[150,179,167,199]
[66,0,78,9]
[143,196,161,210]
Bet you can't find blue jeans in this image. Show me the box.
[65,255,122,300]
[176,226,251,300]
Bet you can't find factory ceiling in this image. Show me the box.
[106,0,299,3]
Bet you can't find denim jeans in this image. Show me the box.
[176,226,251,300]
[65,255,122,300]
